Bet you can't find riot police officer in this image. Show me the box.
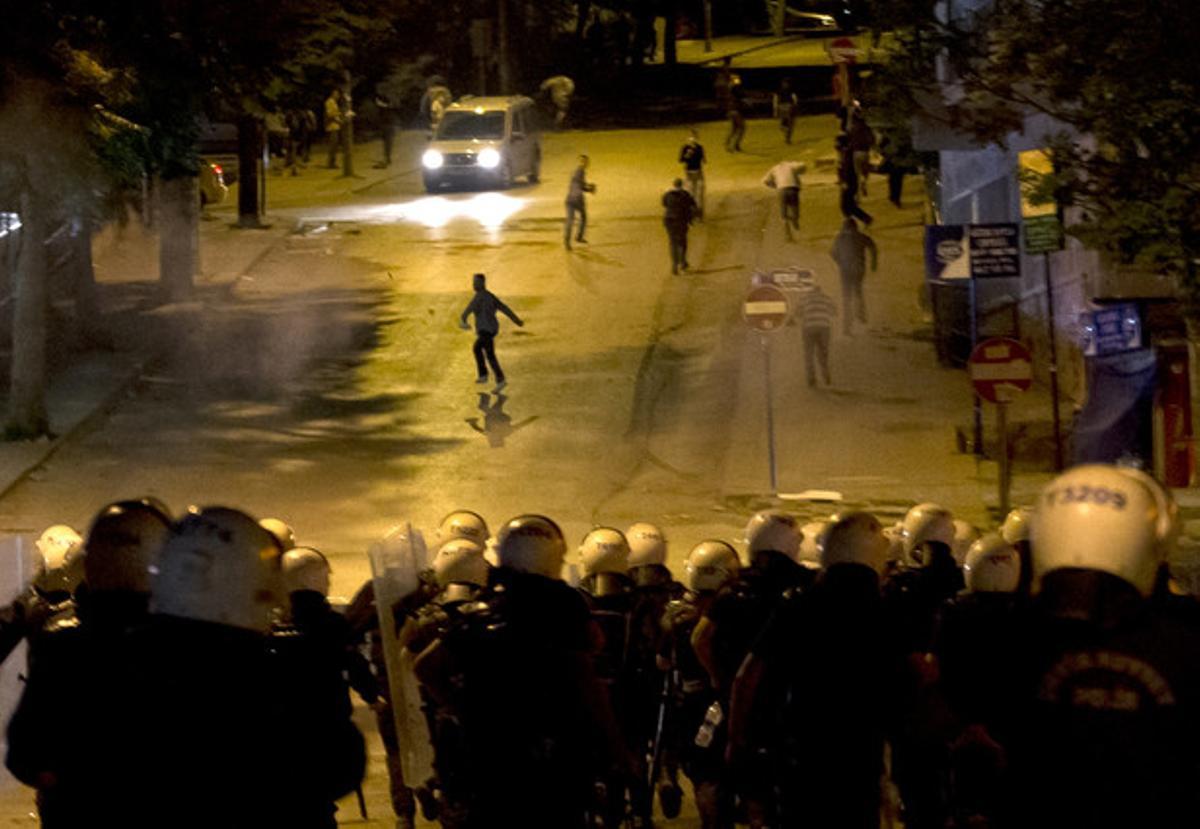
[413,515,621,828]
[402,538,489,823]
[625,522,685,818]
[885,502,964,829]
[0,524,84,666]
[693,509,806,827]
[659,540,740,829]
[1001,464,1200,828]
[269,546,372,828]
[577,527,653,828]
[732,511,902,828]
[935,533,1023,826]
[7,500,171,827]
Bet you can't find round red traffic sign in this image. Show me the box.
[743,284,790,332]
[828,36,859,64]
[969,337,1033,403]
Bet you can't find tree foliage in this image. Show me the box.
[866,0,1200,291]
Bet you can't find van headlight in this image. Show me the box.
[422,149,444,170]
[477,148,501,169]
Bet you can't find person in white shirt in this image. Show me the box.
[762,161,805,241]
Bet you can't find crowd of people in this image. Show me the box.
[1,460,1196,828]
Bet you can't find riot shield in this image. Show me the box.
[369,523,435,791]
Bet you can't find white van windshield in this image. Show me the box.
[437,111,505,140]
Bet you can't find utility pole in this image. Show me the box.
[497,0,511,92]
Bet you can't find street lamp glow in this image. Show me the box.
[477,148,501,169]
[421,149,444,170]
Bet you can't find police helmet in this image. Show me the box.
[685,540,740,593]
[1031,464,1177,596]
[626,522,668,568]
[432,539,489,588]
[799,521,830,568]
[259,518,296,552]
[281,547,331,596]
[901,503,956,565]
[437,510,490,548]
[1001,507,1032,545]
[84,500,172,593]
[151,506,283,632]
[579,527,631,577]
[495,514,567,579]
[744,510,801,561]
[820,511,889,573]
[963,533,1020,593]
[33,524,85,595]
[952,520,980,567]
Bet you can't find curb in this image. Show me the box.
[0,226,292,504]
[0,359,148,503]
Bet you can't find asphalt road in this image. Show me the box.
[0,116,1010,824]
[0,116,1000,593]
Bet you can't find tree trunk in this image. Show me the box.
[237,115,265,228]
[576,0,591,39]
[8,187,49,438]
[665,1,679,66]
[158,175,199,301]
[72,214,102,343]
[497,0,512,93]
[340,71,356,178]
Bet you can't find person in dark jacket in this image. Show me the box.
[732,512,903,829]
[269,547,373,829]
[459,272,524,393]
[830,218,878,335]
[994,464,1200,829]
[662,179,697,274]
[565,154,596,249]
[7,500,170,828]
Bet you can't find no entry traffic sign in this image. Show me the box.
[743,284,791,332]
[969,337,1033,404]
[828,37,859,64]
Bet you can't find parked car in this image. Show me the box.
[752,8,841,35]
[420,96,542,192]
[197,120,239,184]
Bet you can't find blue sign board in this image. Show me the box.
[968,223,1021,278]
[925,225,969,281]
[1080,303,1142,357]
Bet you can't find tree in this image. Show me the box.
[0,2,140,437]
[866,0,1200,303]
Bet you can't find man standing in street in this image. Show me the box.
[662,179,697,274]
[847,108,876,196]
[725,75,747,152]
[679,130,706,218]
[836,134,874,225]
[762,160,805,241]
[324,88,344,169]
[373,88,397,169]
[830,218,878,335]
[460,273,524,393]
[565,155,596,250]
[776,78,799,144]
[799,284,837,387]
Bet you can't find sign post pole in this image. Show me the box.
[998,401,1011,516]
[762,334,778,494]
[743,283,791,495]
[970,275,981,454]
[969,337,1033,517]
[1043,251,1063,470]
